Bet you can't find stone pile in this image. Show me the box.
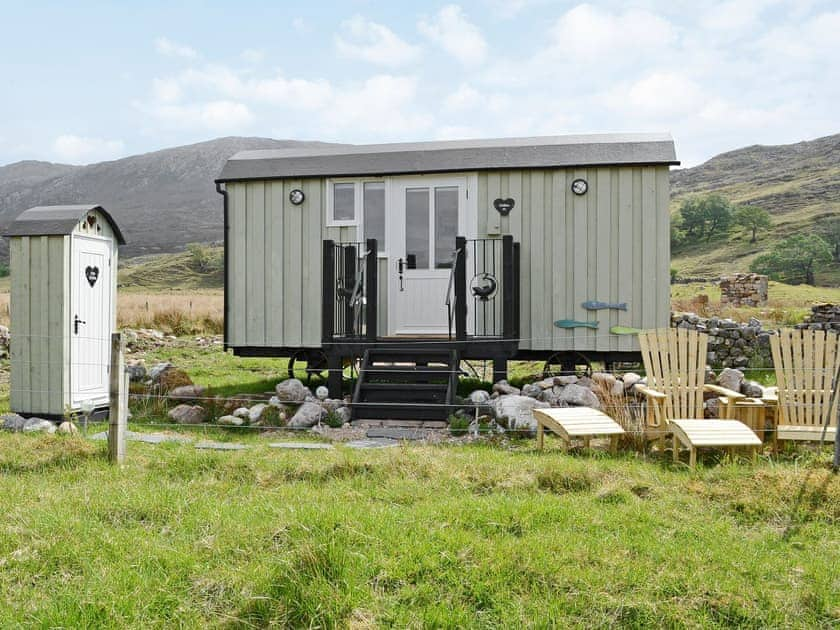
[795,303,840,332]
[719,273,768,307]
[671,312,774,369]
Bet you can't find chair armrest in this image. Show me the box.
[635,384,667,400]
[704,384,745,400]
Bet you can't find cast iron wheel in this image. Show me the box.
[542,351,593,379]
[287,350,330,383]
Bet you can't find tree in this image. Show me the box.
[733,204,772,243]
[749,234,832,285]
[817,216,840,263]
[675,194,734,242]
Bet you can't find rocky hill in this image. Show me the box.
[0,137,334,257]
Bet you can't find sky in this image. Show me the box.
[0,0,838,168]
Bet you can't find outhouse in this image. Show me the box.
[4,205,124,418]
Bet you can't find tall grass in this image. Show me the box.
[118,292,223,335]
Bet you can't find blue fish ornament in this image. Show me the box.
[582,300,628,311]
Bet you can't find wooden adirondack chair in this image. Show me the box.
[636,328,761,466]
[769,329,839,443]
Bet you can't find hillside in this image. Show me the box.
[0,137,337,258]
[670,133,840,283]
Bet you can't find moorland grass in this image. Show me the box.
[0,432,837,628]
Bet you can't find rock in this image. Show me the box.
[57,421,79,435]
[591,372,617,388]
[320,398,345,413]
[556,384,601,409]
[148,362,173,382]
[125,361,147,382]
[157,367,194,392]
[622,373,642,390]
[1,413,27,432]
[288,401,327,428]
[749,317,761,328]
[168,404,207,425]
[717,367,744,392]
[217,415,245,427]
[535,378,556,389]
[268,395,284,408]
[468,390,491,404]
[611,380,625,397]
[521,383,542,398]
[576,376,593,389]
[169,385,206,400]
[275,378,311,402]
[733,355,750,368]
[493,380,520,396]
[248,403,269,424]
[232,407,251,419]
[22,418,56,433]
[491,395,549,431]
[705,397,721,419]
[333,406,352,425]
[315,386,329,400]
[741,380,765,398]
[554,375,578,386]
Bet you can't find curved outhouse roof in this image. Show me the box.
[3,204,126,244]
[217,132,679,182]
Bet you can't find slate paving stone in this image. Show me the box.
[89,430,193,444]
[365,427,428,441]
[195,441,249,451]
[268,442,334,450]
[345,438,400,449]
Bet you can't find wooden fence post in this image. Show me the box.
[108,332,127,465]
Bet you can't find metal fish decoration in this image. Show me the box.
[610,326,641,335]
[582,300,628,311]
[554,319,599,330]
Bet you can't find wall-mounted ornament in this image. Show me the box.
[85,265,100,288]
[610,326,641,335]
[582,300,628,311]
[554,319,599,329]
[493,198,515,216]
[289,188,305,205]
[470,272,497,301]
[571,178,588,195]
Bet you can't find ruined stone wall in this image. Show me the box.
[795,303,840,332]
[719,273,768,307]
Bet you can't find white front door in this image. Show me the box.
[70,235,112,407]
[387,176,470,335]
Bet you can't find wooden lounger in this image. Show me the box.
[669,419,762,467]
[533,407,625,453]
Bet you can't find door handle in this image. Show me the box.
[74,314,86,335]
[397,258,405,292]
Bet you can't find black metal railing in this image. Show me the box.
[450,235,520,342]
[322,239,378,341]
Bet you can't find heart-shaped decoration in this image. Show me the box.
[85,265,99,287]
[493,197,515,216]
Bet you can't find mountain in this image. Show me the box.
[0,137,336,258]
[670,133,840,283]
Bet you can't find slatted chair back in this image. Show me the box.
[638,328,708,423]
[770,329,840,433]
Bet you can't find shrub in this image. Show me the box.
[448,415,470,435]
[323,411,345,428]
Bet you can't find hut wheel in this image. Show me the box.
[542,351,592,379]
[287,350,330,383]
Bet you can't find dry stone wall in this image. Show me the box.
[671,313,773,369]
[795,303,840,332]
[719,273,768,307]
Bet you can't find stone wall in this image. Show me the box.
[795,303,840,332]
[719,273,768,307]
[671,313,774,369]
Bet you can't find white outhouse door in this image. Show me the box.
[387,176,474,335]
[70,235,112,407]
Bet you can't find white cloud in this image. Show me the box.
[608,72,704,116]
[240,48,265,64]
[699,0,775,33]
[418,5,488,66]
[152,78,182,103]
[444,84,482,111]
[336,16,420,67]
[52,135,125,164]
[154,37,198,59]
[139,100,254,132]
[323,75,433,134]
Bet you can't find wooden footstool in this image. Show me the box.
[533,407,625,453]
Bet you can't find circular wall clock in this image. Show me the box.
[571,178,588,195]
[289,188,305,205]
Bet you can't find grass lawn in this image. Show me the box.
[0,434,837,627]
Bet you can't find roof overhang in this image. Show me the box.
[3,204,126,244]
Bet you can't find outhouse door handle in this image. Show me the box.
[74,314,86,335]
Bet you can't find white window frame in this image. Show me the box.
[326,177,390,258]
[326,179,360,227]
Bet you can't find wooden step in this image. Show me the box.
[364,365,455,383]
[359,383,448,404]
[351,403,452,421]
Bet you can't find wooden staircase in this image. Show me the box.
[351,349,460,425]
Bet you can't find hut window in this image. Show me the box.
[332,183,356,222]
[363,182,386,253]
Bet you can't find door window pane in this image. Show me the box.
[405,188,429,269]
[333,183,355,221]
[435,186,458,269]
[363,182,385,253]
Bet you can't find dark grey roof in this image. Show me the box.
[3,204,126,244]
[217,133,679,181]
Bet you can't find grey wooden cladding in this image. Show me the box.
[10,235,69,415]
[476,166,670,352]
